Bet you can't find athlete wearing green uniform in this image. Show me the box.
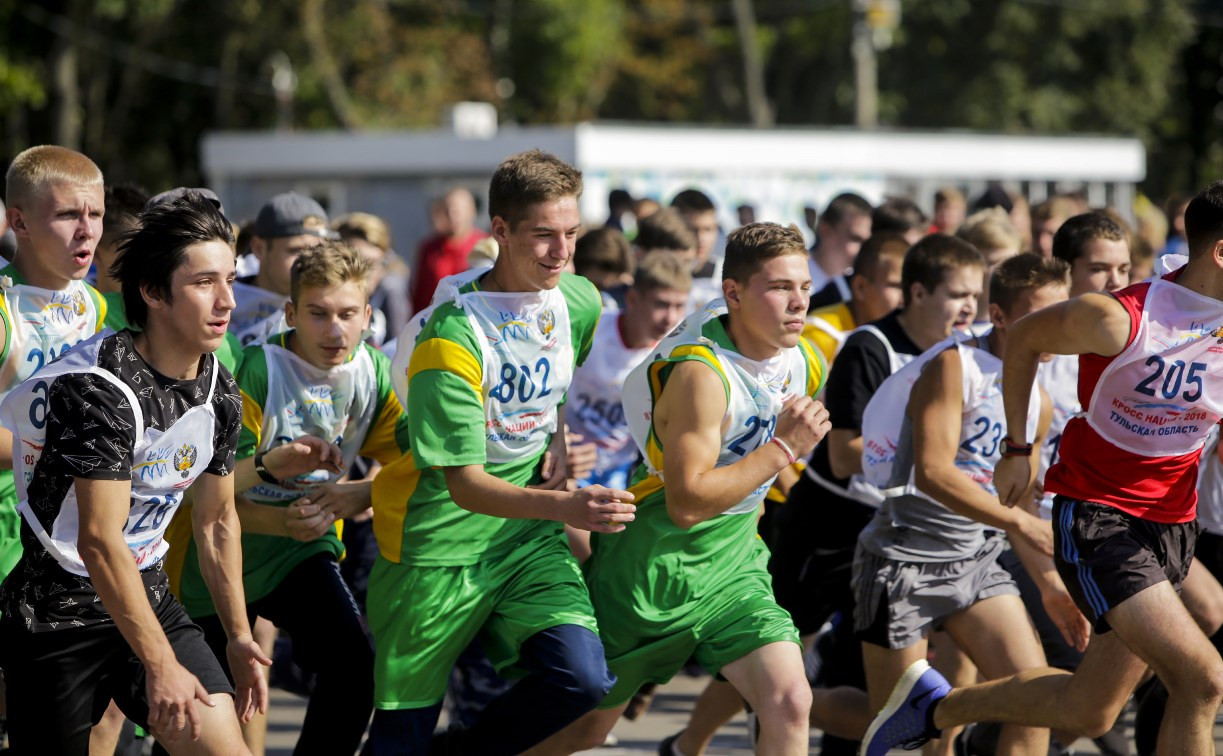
[538,223,833,756]
[168,242,402,754]
[0,148,110,589]
[366,150,635,755]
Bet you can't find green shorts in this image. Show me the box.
[595,570,798,708]
[368,533,601,709]
[0,480,22,583]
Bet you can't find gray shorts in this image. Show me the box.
[851,535,1018,649]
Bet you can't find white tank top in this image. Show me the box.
[1035,353,1080,518]
[244,341,380,502]
[1084,277,1223,457]
[623,300,816,516]
[0,332,219,575]
[392,269,575,463]
[567,310,655,480]
[0,277,102,396]
[1195,426,1223,536]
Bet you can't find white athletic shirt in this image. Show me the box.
[0,332,220,575]
[1196,426,1223,536]
[622,300,820,516]
[859,337,1041,561]
[1081,277,1223,458]
[0,275,102,396]
[391,268,575,463]
[566,310,655,487]
[243,341,381,503]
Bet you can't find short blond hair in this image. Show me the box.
[289,240,372,304]
[634,251,693,293]
[6,145,103,209]
[957,207,1022,254]
[332,212,392,252]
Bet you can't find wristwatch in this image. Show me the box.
[254,450,279,483]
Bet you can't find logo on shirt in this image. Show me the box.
[134,446,173,481]
[173,444,198,478]
[496,311,533,341]
[44,290,88,325]
[537,309,556,338]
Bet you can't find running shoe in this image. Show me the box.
[860,659,950,756]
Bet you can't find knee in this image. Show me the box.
[566,713,616,752]
[758,680,813,730]
[1070,707,1122,740]
[1164,659,1223,705]
[527,627,614,709]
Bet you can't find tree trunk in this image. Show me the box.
[731,0,773,127]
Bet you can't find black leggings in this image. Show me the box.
[196,553,374,756]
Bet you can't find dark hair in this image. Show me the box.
[900,234,983,308]
[873,197,928,235]
[1051,211,1128,266]
[112,191,235,329]
[608,189,633,214]
[1184,181,1223,259]
[573,227,633,279]
[722,222,806,283]
[102,183,149,243]
[820,192,872,228]
[488,149,582,229]
[989,253,1069,315]
[851,231,909,282]
[635,208,696,253]
[670,188,716,214]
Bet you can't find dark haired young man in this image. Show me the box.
[863,182,1223,756]
[0,192,269,754]
[534,223,831,756]
[1052,211,1131,298]
[807,192,873,310]
[367,150,634,755]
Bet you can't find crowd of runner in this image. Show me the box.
[0,143,1219,756]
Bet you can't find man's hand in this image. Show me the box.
[1009,513,1054,557]
[994,455,1032,508]
[1040,579,1091,652]
[565,433,599,486]
[301,480,373,522]
[264,436,344,480]
[562,486,636,533]
[773,395,832,460]
[227,633,272,723]
[145,657,214,742]
[282,500,335,542]
[532,430,570,491]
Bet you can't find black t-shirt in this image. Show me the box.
[808,309,921,489]
[1,330,241,631]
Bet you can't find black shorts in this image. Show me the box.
[1052,496,1198,634]
[768,472,876,635]
[0,594,233,754]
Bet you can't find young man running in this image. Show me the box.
[863,183,1223,756]
[0,146,109,590]
[367,150,635,755]
[169,241,407,754]
[0,192,268,754]
[534,222,832,756]
[856,252,1064,756]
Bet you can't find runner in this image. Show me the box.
[168,241,405,753]
[0,145,109,591]
[0,191,268,754]
[862,181,1223,756]
[855,252,1065,756]
[366,149,634,755]
[770,234,984,755]
[533,222,832,756]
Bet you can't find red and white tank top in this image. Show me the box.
[1045,269,1223,523]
